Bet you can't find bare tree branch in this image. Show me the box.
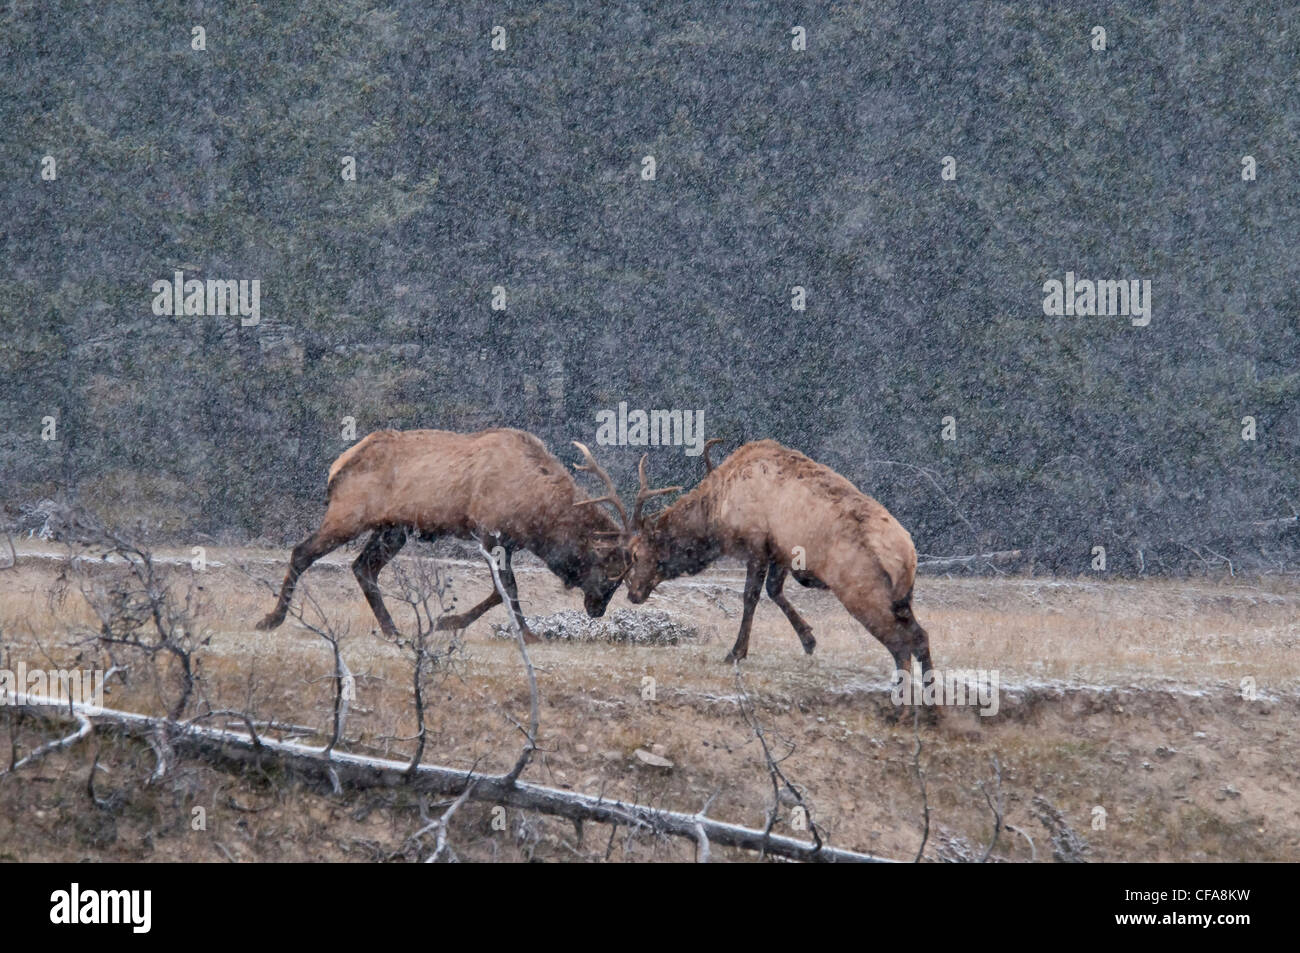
[479,539,538,788]
[978,755,1003,863]
[732,662,825,857]
[0,709,92,776]
[912,706,930,863]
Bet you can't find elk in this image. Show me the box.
[256,429,632,641]
[623,440,932,676]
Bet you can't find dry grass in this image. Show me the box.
[0,539,1297,862]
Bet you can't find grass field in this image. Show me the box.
[1,539,1297,862]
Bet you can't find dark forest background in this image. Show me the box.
[2,0,1297,573]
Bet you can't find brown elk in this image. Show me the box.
[623,440,932,676]
[256,429,633,641]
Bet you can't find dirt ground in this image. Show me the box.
[1,539,1297,862]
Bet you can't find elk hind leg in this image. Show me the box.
[892,589,933,678]
[842,596,916,680]
[843,593,940,722]
[352,526,408,636]
[435,588,503,632]
[256,522,354,630]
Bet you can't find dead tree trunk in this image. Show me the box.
[7,692,895,864]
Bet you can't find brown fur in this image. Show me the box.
[257,428,627,639]
[625,440,932,673]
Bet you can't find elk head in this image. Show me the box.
[570,442,642,617]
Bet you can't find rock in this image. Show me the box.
[489,608,700,645]
[633,748,673,769]
[574,743,589,754]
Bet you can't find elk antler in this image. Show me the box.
[571,442,631,532]
[702,438,725,473]
[633,455,683,528]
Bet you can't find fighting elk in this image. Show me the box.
[256,429,632,641]
[624,440,932,676]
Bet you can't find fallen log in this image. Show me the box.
[5,692,894,864]
[918,549,1022,569]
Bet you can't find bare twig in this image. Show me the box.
[0,710,92,776]
[912,706,930,863]
[977,755,1003,863]
[694,821,711,863]
[733,663,824,857]
[867,459,980,545]
[479,540,538,788]
[56,513,203,720]
[286,587,354,756]
[425,781,477,863]
[1005,823,1037,861]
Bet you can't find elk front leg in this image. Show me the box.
[498,549,541,644]
[352,526,408,637]
[765,561,816,655]
[724,555,768,662]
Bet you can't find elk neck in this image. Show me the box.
[532,502,618,587]
[651,489,722,579]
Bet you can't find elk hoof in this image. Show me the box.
[922,705,943,726]
[801,635,817,655]
[254,615,279,631]
[723,649,746,663]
